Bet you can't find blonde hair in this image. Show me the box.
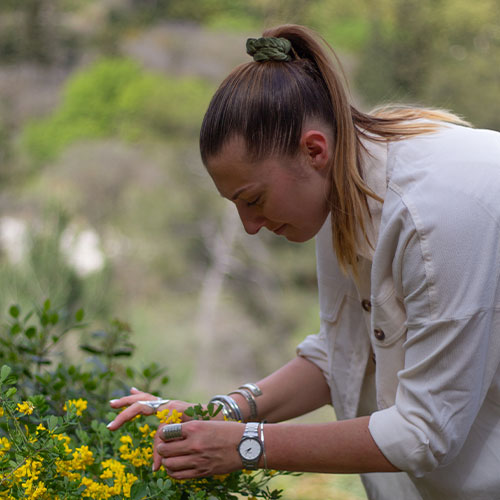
[200,24,470,274]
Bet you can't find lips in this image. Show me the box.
[272,224,287,235]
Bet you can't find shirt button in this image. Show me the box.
[361,299,372,312]
[373,328,385,341]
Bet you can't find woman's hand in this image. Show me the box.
[107,387,194,430]
[153,420,244,479]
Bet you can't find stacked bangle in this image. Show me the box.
[228,389,258,420]
[208,395,243,421]
[209,383,262,423]
[239,383,263,397]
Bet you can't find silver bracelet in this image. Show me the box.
[228,389,258,420]
[209,395,243,421]
[260,421,267,470]
[239,383,263,397]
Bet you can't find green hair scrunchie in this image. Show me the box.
[246,37,292,62]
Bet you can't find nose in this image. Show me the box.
[235,204,266,235]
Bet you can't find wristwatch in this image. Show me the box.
[237,422,263,469]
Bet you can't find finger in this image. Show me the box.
[153,425,188,470]
[156,439,190,459]
[107,402,154,431]
[109,392,155,409]
[164,468,202,480]
[161,457,206,479]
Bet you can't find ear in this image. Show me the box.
[300,130,330,173]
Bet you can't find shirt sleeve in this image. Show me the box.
[369,187,500,476]
[296,330,330,384]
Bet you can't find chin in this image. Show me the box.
[285,222,325,243]
[285,232,315,243]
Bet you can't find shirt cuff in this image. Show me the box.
[296,333,330,386]
[369,406,440,477]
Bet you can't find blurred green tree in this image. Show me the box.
[21,58,214,165]
[355,0,500,129]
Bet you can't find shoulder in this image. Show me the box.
[387,124,500,190]
[376,125,500,320]
[385,124,500,233]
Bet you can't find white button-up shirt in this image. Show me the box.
[297,123,500,499]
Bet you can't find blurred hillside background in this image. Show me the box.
[0,1,499,498]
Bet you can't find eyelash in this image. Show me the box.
[247,196,261,207]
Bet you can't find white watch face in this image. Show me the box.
[239,438,261,460]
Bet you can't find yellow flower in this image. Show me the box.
[0,437,11,457]
[119,435,133,445]
[71,445,94,469]
[0,407,4,417]
[63,399,88,416]
[156,408,182,424]
[17,401,34,415]
[138,423,151,437]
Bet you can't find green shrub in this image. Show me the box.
[0,301,286,499]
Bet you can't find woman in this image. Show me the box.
[108,25,500,499]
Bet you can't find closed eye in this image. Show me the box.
[247,195,261,207]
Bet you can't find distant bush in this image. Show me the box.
[21,59,214,165]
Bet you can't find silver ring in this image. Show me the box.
[137,398,171,411]
[161,423,183,441]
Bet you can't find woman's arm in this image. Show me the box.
[108,355,331,429]
[231,355,331,422]
[152,416,399,478]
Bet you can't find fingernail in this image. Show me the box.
[152,464,156,472]
[106,421,114,428]
[109,399,119,404]
[131,387,139,391]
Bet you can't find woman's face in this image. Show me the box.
[206,134,331,243]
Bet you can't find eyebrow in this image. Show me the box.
[230,186,250,201]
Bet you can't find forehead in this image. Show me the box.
[205,136,265,199]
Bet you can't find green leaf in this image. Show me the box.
[40,313,49,327]
[130,482,149,499]
[49,312,59,325]
[23,310,34,322]
[43,299,51,311]
[79,344,103,355]
[183,407,194,417]
[5,387,16,397]
[47,415,59,430]
[75,308,84,322]
[76,429,89,443]
[25,327,37,339]
[9,323,21,335]
[9,305,20,318]
[111,348,133,357]
[0,365,11,382]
